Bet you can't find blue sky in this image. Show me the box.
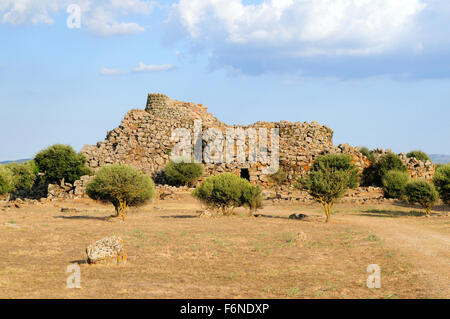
[0,0,449,161]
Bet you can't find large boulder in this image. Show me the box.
[86,236,127,264]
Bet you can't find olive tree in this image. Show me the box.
[0,165,14,197]
[433,164,450,205]
[34,144,91,184]
[297,154,359,222]
[193,173,262,216]
[163,158,204,187]
[405,180,438,217]
[86,164,156,220]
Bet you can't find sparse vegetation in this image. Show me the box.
[0,165,14,196]
[405,180,439,217]
[360,147,376,163]
[193,173,262,216]
[297,154,359,222]
[86,164,156,220]
[34,144,92,184]
[433,164,450,205]
[269,168,287,186]
[6,161,38,191]
[362,153,407,187]
[382,170,410,199]
[407,150,431,162]
[163,158,204,187]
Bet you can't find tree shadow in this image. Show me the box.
[392,201,450,212]
[254,213,309,221]
[357,209,426,218]
[70,260,87,265]
[159,215,198,219]
[54,214,115,221]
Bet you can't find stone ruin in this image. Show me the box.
[3,92,434,205]
[80,93,435,188]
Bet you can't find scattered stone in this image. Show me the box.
[86,236,127,265]
[199,210,213,218]
[289,213,307,220]
[61,207,78,213]
[4,222,20,229]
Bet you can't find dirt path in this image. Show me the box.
[339,214,450,297]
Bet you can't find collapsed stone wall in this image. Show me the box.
[370,148,435,181]
[81,93,433,188]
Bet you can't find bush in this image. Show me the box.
[163,158,204,187]
[311,154,360,188]
[193,173,262,216]
[6,161,38,191]
[382,170,409,199]
[269,168,287,186]
[34,144,92,184]
[86,165,156,220]
[360,147,376,163]
[362,153,407,187]
[0,165,14,196]
[242,184,262,215]
[407,150,431,162]
[405,181,438,217]
[433,164,450,205]
[297,154,359,222]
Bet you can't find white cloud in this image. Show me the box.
[172,0,426,56]
[99,67,123,75]
[0,0,155,36]
[0,0,62,25]
[100,62,175,75]
[133,62,175,72]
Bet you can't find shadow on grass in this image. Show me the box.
[357,209,426,218]
[254,213,309,221]
[54,215,115,221]
[159,215,198,219]
[70,260,87,264]
[392,201,450,212]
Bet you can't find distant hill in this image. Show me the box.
[429,154,450,164]
[0,158,31,165]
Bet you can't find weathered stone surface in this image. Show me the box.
[86,236,127,265]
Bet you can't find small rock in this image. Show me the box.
[289,213,307,220]
[86,236,127,265]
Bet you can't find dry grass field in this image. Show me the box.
[0,193,449,299]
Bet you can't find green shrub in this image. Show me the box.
[34,144,92,184]
[86,164,156,220]
[362,153,407,187]
[297,154,359,222]
[382,170,410,199]
[193,173,262,216]
[6,161,38,191]
[242,184,262,215]
[360,147,376,163]
[269,168,288,186]
[311,154,360,188]
[0,165,14,196]
[407,150,431,162]
[163,158,204,187]
[405,181,439,217]
[433,164,450,205]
